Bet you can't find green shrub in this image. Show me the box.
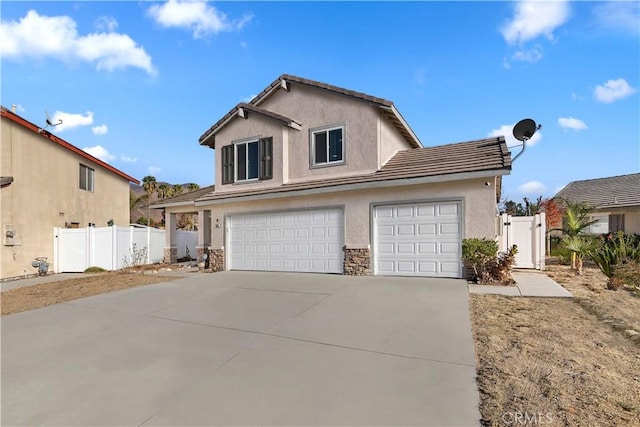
[84,266,107,273]
[462,238,498,280]
[589,232,640,289]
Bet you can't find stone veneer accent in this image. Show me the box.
[208,248,225,272]
[163,247,177,264]
[343,248,371,276]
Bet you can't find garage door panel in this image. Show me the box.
[374,202,462,278]
[229,208,344,273]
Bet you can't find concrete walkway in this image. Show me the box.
[469,270,572,297]
[2,272,481,426]
[0,273,100,291]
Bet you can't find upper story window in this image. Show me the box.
[236,140,259,182]
[221,137,273,185]
[79,164,94,192]
[311,125,344,167]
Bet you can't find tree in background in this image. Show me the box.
[172,184,184,195]
[157,183,173,199]
[141,175,157,226]
[187,183,200,192]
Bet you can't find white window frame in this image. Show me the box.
[235,139,259,182]
[311,125,345,167]
[79,164,95,192]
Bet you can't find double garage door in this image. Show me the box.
[227,202,462,278]
[228,208,344,273]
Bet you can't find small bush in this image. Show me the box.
[462,238,498,280]
[589,232,640,290]
[84,266,107,273]
[462,238,517,285]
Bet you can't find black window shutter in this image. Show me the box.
[259,137,273,180]
[221,145,235,184]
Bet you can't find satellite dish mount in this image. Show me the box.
[40,110,62,133]
[511,118,541,162]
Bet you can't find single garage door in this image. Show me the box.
[228,208,344,273]
[374,201,462,278]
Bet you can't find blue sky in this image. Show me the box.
[2,1,638,202]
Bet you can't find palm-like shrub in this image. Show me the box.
[589,232,640,289]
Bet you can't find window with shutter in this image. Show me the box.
[221,145,235,184]
[259,137,273,180]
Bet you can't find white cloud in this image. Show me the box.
[518,180,546,195]
[147,0,253,39]
[593,1,639,35]
[510,45,543,63]
[240,41,248,48]
[0,10,155,75]
[51,110,94,132]
[95,16,118,32]
[120,155,138,163]
[241,93,257,103]
[148,166,161,174]
[489,123,542,148]
[83,145,115,162]
[594,78,637,103]
[414,66,426,86]
[558,117,587,131]
[91,124,108,135]
[571,92,585,101]
[501,0,571,44]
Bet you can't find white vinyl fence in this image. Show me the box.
[175,230,198,260]
[53,225,166,273]
[497,213,546,270]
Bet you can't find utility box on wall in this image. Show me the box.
[4,224,20,246]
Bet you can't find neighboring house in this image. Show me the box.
[554,173,640,235]
[1,106,138,280]
[153,74,512,278]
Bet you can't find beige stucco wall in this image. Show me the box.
[378,110,414,167]
[1,117,131,279]
[198,177,497,251]
[595,206,640,234]
[214,114,287,192]
[258,83,381,181]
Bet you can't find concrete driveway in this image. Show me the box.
[1,272,480,426]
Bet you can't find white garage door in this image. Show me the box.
[374,201,462,278]
[228,208,344,273]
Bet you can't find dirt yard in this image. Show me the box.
[1,271,177,316]
[472,263,640,426]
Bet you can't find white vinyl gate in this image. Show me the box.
[498,213,546,270]
[54,225,166,273]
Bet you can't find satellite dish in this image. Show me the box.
[510,118,542,162]
[513,118,540,142]
[40,110,62,133]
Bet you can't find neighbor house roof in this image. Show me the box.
[199,74,421,149]
[151,185,215,208]
[554,173,640,209]
[194,136,511,205]
[1,107,139,184]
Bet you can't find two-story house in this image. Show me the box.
[154,74,512,278]
[1,106,138,280]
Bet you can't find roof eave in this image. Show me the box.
[195,168,510,206]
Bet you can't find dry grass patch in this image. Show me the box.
[471,295,640,426]
[1,273,177,316]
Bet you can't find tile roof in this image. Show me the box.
[1,106,139,184]
[151,185,215,208]
[199,103,301,148]
[554,173,640,209]
[194,136,511,204]
[199,74,421,148]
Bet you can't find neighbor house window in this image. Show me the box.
[79,164,94,192]
[609,214,625,233]
[311,126,344,166]
[221,137,273,185]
